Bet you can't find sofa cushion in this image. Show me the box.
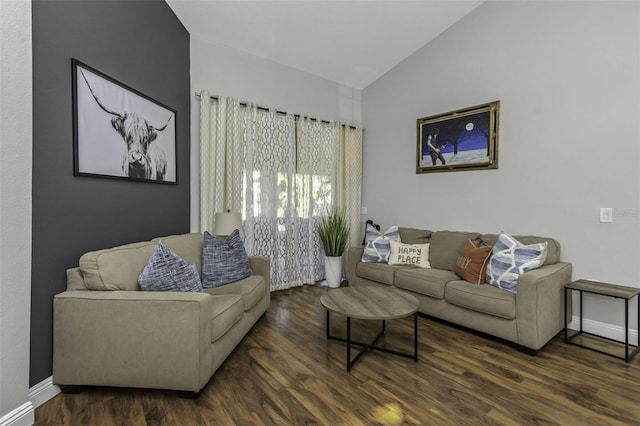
[152,233,204,276]
[445,281,516,319]
[399,227,431,245]
[481,234,560,265]
[204,274,265,312]
[453,240,492,285]
[138,241,203,293]
[395,268,459,299]
[388,241,430,268]
[362,225,400,263]
[486,232,548,294]
[202,230,252,288]
[429,231,481,271]
[80,241,155,291]
[355,262,403,285]
[209,294,244,342]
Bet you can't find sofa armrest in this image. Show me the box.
[248,256,270,286]
[346,246,365,284]
[66,267,87,290]
[249,256,271,305]
[515,262,573,350]
[53,290,215,392]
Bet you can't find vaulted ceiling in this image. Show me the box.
[166,0,484,90]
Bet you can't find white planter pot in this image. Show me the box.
[324,256,343,288]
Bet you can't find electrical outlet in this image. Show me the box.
[361,206,368,215]
[600,208,613,223]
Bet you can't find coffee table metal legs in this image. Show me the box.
[326,310,418,372]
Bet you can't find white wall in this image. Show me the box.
[189,36,361,231]
[362,1,639,329]
[0,1,34,425]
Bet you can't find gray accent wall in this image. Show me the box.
[31,0,190,386]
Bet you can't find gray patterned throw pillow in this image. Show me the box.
[361,224,400,263]
[138,241,203,292]
[486,232,547,294]
[202,230,252,288]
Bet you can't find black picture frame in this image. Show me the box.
[416,101,499,174]
[72,59,177,184]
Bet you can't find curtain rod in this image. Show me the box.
[195,92,360,130]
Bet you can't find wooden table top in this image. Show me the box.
[565,279,640,299]
[320,286,419,320]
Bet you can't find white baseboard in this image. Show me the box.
[0,377,60,426]
[0,402,34,426]
[29,376,60,409]
[567,316,639,346]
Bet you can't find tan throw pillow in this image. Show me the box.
[388,240,430,268]
[454,240,492,284]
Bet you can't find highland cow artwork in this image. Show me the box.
[416,101,499,174]
[73,59,177,183]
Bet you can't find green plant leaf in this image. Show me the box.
[317,207,350,256]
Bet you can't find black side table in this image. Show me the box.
[564,279,639,362]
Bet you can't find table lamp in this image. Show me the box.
[213,211,244,239]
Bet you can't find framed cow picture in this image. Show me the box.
[72,59,177,184]
[416,101,499,174]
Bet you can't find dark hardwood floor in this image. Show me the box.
[35,284,640,425]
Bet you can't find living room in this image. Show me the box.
[1,1,638,425]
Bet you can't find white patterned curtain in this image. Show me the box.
[199,93,362,291]
[243,107,311,290]
[199,92,245,231]
[295,117,340,286]
[338,125,363,247]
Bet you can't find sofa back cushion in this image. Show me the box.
[398,228,431,245]
[152,233,204,276]
[80,241,155,291]
[429,231,481,271]
[66,267,87,290]
[480,234,560,265]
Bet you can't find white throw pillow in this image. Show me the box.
[486,232,547,294]
[388,240,431,268]
[361,224,400,263]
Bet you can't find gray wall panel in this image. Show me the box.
[31,0,190,386]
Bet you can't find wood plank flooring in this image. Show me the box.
[35,284,640,425]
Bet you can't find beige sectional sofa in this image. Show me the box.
[347,228,572,353]
[53,233,270,396]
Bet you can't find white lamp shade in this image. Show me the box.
[213,212,243,238]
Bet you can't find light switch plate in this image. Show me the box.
[600,208,613,223]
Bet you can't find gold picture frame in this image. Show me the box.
[416,101,499,174]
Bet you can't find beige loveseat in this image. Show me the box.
[53,233,270,396]
[347,228,572,353]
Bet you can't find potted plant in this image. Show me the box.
[317,208,350,288]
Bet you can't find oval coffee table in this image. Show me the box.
[320,286,420,372]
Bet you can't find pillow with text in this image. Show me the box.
[453,240,492,284]
[388,240,431,268]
